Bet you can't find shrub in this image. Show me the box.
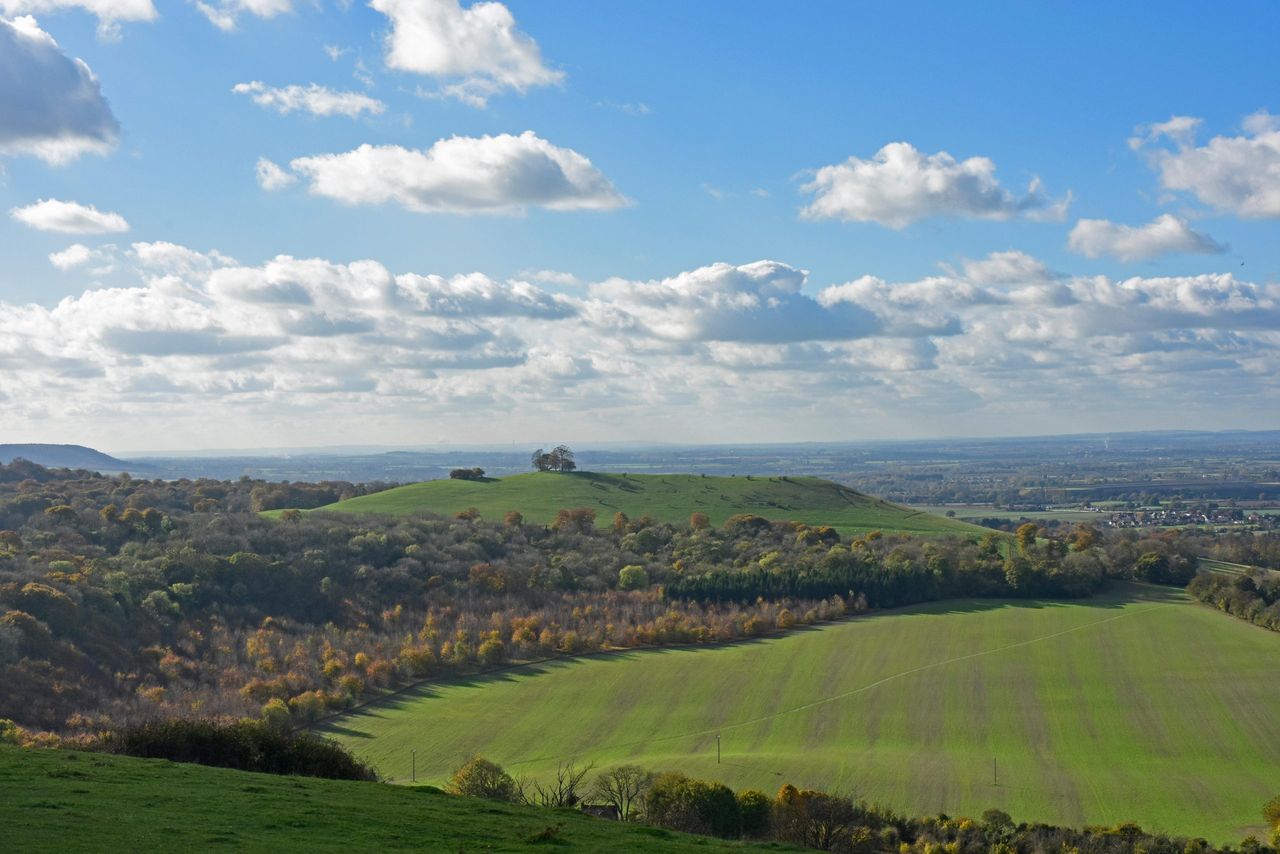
[96,718,376,781]
[644,771,741,838]
[1264,793,1280,829]
[448,756,518,802]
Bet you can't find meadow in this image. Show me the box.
[308,472,982,537]
[325,584,1280,843]
[0,747,795,853]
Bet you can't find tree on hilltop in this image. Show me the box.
[531,445,577,472]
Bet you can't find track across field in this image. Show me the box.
[325,584,1280,842]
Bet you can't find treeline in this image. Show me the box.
[1188,570,1280,633]
[0,459,1261,736]
[449,754,1277,853]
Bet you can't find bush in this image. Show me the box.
[1264,793,1280,829]
[96,718,376,781]
[448,756,518,802]
[644,771,741,838]
[737,789,771,837]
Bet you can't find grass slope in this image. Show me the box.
[312,472,981,537]
[325,584,1280,843]
[0,747,795,853]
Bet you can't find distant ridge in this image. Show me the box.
[0,443,147,473]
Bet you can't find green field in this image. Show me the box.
[0,747,794,853]
[309,472,982,537]
[325,584,1280,843]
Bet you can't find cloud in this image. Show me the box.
[0,0,156,38]
[0,15,119,164]
[11,198,129,233]
[287,131,628,214]
[370,0,562,106]
[519,269,579,287]
[590,260,883,343]
[1068,214,1227,262]
[255,157,295,190]
[195,0,291,31]
[3,244,1277,447]
[49,242,114,271]
[1133,110,1280,218]
[232,81,386,118]
[800,142,1064,228]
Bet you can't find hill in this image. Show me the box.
[323,584,1280,843]
[0,747,791,853]
[309,472,982,537]
[0,443,143,473]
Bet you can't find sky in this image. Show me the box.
[0,0,1277,452]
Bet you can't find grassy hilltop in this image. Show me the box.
[324,584,1280,843]
[0,747,793,853]
[309,472,981,537]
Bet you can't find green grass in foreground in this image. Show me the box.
[325,584,1280,843]
[309,472,982,537]
[0,747,794,853]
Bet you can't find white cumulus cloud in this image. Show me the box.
[287,131,628,214]
[1068,214,1227,262]
[0,16,119,164]
[1133,110,1280,218]
[255,157,295,190]
[195,0,291,32]
[11,198,129,233]
[370,0,562,106]
[253,157,295,191]
[800,142,1064,228]
[232,81,386,117]
[47,240,117,270]
[0,0,156,38]
[2,245,1277,446]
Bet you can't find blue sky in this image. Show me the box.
[0,1,1277,450]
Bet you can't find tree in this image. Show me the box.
[689,512,711,531]
[590,765,655,821]
[531,445,577,472]
[617,565,649,591]
[1015,523,1038,554]
[448,756,518,802]
[449,467,485,481]
[504,510,524,527]
[525,760,594,807]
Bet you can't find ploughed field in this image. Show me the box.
[325,584,1280,843]
[307,472,982,537]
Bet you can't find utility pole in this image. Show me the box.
[717,734,721,764]
[412,750,416,784]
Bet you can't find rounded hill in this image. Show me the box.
[308,472,982,537]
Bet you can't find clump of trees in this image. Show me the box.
[531,446,576,472]
[1189,570,1280,633]
[449,755,1259,853]
[448,468,485,481]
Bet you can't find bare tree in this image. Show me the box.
[525,760,595,808]
[589,765,655,821]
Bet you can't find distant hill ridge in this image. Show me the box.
[0,443,144,472]
[309,471,982,537]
